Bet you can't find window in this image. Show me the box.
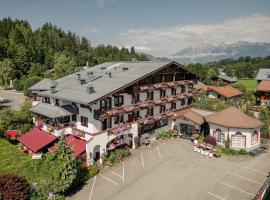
[134,111,140,120]
[147,91,154,100]
[133,94,140,103]
[171,88,177,96]
[187,97,193,105]
[114,95,124,107]
[215,129,224,144]
[100,98,111,110]
[251,130,258,145]
[181,99,186,106]
[72,115,77,121]
[62,116,70,124]
[181,85,186,93]
[231,132,245,148]
[171,102,177,109]
[160,90,166,98]
[81,116,88,127]
[44,97,50,103]
[55,99,60,106]
[114,114,124,124]
[160,105,166,113]
[147,107,154,116]
[102,118,111,130]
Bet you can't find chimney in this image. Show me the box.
[80,79,86,85]
[86,61,89,68]
[86,83,95,94]
[76,73,81,80]
[50,85,56,94]
[87,71,93,76]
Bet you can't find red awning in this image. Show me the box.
[18,128,57,153]
[5,130,20,139]
[65,135,86,157]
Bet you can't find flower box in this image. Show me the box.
[140,86,149,91]
[124,106,134,112]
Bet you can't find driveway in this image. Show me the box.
[67,139,270,200]
[0,90,25,110]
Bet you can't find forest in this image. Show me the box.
[186,56,270,85]
[0,17,148,92]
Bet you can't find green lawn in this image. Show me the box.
[0,138,48,185]
[236,79,257,91]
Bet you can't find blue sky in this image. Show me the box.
[1,0,270,56]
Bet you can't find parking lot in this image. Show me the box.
[0,90,25,110]
[68,139,270,200]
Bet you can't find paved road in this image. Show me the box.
[0,90,25,110]
[67,139,270,200]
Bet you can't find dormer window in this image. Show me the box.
[44,97,50,103]
[55,99,59,106]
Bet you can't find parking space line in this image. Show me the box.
[122,161,125,181]
[156,146,162,159]
[207,191,226,200]
[141,152,145,168]
[235,164,268,175]
[218,180,255,197]
[98,174,119,186]
[226,171,264,185]
[109,170,122,179]
[89,175,96,200]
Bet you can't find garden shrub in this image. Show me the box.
[0,173,31,200]
[13,79,24,91]
[239,149,248,155]
[88,165,99,178]
[203,135,216,146]
[221,147,239,155]
[157,131,173,140]
[103,148,131,165]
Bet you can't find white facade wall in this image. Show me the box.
[209,123,260,151]
[76,102,101,134]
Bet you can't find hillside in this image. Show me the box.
[0,17,148,89]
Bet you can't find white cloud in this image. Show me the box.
[118,15,270,57]
[81,27,99,34]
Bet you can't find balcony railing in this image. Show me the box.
[95,92,196,120]
[138,80,197,92]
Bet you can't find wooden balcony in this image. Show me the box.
[97,92,196,120]
[138,79,197,92]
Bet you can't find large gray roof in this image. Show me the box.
[218,74,237,83]
[256,68,270,80]
[37,61,196,104]
[30,102,78,118]
[29,78,57,91]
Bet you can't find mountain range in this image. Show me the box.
[145,41,270,63]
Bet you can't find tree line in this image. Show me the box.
[0,17,148,92]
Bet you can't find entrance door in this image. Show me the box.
[128,113,134,123]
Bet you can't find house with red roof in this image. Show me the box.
[204,85,243,101]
